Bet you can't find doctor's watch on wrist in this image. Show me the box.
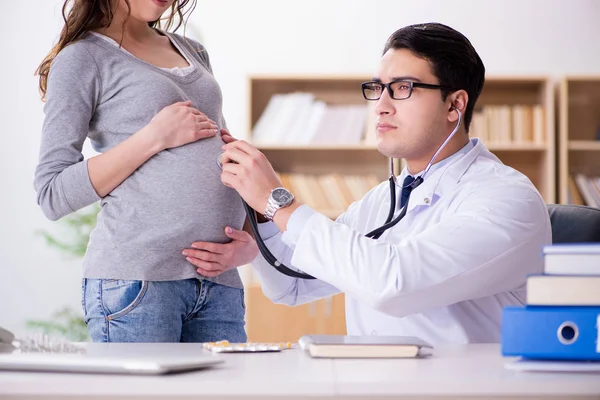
[264,187,295,221]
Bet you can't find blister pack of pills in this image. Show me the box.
[203,340,293,353]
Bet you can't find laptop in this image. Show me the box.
[0,342,224,375]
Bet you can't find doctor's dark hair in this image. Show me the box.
[383,22,485,133]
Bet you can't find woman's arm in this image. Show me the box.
[87,101,217,198]
[34,44,218,220]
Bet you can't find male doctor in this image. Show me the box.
[186,23,552,344]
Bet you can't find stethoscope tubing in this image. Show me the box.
[220,108,463,279]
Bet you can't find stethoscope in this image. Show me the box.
[219,108,463,280]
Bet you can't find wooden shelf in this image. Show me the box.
[558,76,600,204]
[246,74,557,342]
[485,142,548,151]
[245,286,346,342]
[568,140,600,151]
[256,144,379,151]
[257,143,549,152]
[474,76,555,202]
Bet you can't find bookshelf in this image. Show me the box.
[558,76,600,206]
[243,75,556,342]
[249,75,392,222]
[472,76,556,203]
[249,75,556,210]
[244,285,346,343]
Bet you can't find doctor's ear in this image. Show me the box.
[447,90,468,122]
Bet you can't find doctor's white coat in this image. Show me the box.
[251,138,552,344]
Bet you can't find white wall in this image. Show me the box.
[1,0,599,336]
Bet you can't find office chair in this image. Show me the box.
[547,204,600,243]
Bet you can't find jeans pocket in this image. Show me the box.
[100,279,149,320]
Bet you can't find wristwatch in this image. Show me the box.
[264,187,295,220]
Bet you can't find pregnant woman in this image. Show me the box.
[34,0,257,342]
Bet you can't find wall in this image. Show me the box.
[1,0,599,335]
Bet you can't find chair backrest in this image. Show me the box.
[547,204,600,243]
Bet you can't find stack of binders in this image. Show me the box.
[501,243,600,361]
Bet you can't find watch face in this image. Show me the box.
[272,188,293,205]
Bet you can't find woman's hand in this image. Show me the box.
[183,226,259,277]
[146,100,219,151]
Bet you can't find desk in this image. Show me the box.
[1,344,600,399]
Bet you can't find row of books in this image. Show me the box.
[501,243,600,362]
[471,105,546,144]
[569,174,600,207]
[252,92,547,146]
[277,173,381,213]
[252,92,368,145]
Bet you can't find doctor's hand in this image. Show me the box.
[183,227,258,277]
[220,128,236,144]
[220,140,282,214]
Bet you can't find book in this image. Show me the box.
[501,306,600,361]
[297,335,433,359]
[543,244,600,276]
[526,275,600,305]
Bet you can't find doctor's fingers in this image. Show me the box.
[220,147,253,168]
[220,128,237,144]
[220,170,242,190]
[223,139,263,159]
[221,161,244,177]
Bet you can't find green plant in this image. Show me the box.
[27,203,101,341]
[25,307,90,342]
[36,203,100,259]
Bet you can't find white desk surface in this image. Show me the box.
[1,343,600,399]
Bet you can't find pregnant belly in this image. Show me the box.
[99,147,246,250]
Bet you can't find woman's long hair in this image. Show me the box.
[35,0,197,101]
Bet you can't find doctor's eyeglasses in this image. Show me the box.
[361,79,456,101]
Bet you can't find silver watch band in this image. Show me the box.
[264,197,279,220]
[264,187,295,220]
